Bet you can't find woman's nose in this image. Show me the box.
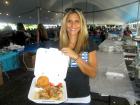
[70,22,76,28]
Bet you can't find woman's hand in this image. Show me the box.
[61,48,79,60]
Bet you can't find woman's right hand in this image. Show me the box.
[61,47,79,60]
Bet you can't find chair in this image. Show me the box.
[22,52,36,71]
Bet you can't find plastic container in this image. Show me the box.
[28,48,69,104]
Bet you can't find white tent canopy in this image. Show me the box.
[0,0,139,25]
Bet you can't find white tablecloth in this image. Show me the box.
[89,39,139,105]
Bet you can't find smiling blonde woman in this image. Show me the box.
[59,8,98,105]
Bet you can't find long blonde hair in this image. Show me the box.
[59,10,88,53]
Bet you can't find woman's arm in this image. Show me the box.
[61,48,97,78]
[76,51,97,78]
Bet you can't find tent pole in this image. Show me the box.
[92,5,94,25]
[37,7,40,24]
[85,0,87,23]
[36,0,40,24]
[61,0,63,19]
[72,0,74,7]
[137,0,140,36]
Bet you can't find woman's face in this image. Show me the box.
[66,13,81,38]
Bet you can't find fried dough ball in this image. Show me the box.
[36,76,49,88]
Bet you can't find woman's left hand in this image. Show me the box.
[61,48,79,60]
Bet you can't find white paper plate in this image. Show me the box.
[28,78,67,104]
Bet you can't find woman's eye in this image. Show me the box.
[67,20,72,23]
[67,20,80,24]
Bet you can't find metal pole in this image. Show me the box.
[37,7,40,24]
[92,5,94,25]
[61,0,64,19]
[72,0,74,7]
[36,0,40,24]
[137,0,140,36]
[86,0,88,23]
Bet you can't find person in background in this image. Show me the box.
[36,23,48,43]
[12,23,31,45]
[59,8,97,105]
[123,26,132,40]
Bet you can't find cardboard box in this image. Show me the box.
[28,48,69,104]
